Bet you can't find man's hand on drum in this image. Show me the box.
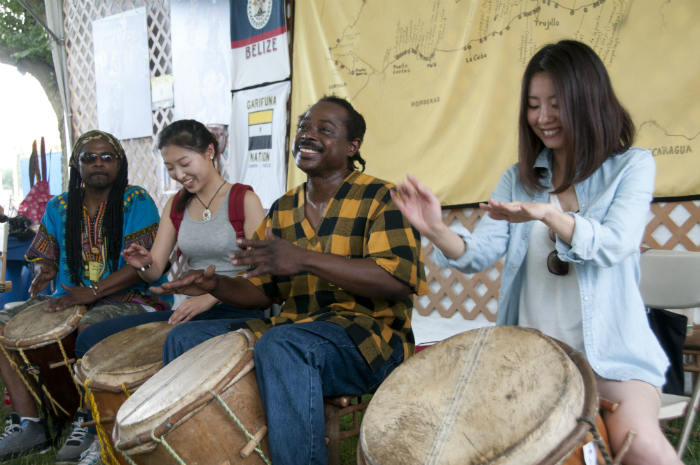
[45,284,97,312]
[28,263,57,299]
[167,295,217,325]
[121,243,152,269]
[479,198,551,223]
[150,265,219,297]
[231,228,307,279]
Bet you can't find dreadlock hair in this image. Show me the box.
[317,95,367,172]
[157,120,219,214]
[65,158,129,286]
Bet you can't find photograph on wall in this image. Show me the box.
[230,0,290,90]
[171,0,232,124]
[92,7,152,140]
[230,81,290,209]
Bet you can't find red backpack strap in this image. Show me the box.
[169,189,185,258]
[228,183,253,239]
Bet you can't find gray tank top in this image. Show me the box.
[177,185,247,277]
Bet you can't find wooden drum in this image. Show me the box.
[74,321,174,465]
[358,326,610,465]
[114,329,270,465]
[0,300,86,423]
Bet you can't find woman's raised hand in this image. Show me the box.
[391,174,445,238]
[120,243,152,269]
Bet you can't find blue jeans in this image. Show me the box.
[75,304,264,359]
[163,320,405,465]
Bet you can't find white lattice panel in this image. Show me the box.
[414,201,700,320]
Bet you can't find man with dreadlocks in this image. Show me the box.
[0,130,170,463]
[149,96,428,465]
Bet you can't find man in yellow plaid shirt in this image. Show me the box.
[152,96,428,465]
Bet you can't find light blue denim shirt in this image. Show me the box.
[433,147,669,386]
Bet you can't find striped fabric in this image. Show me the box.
[243,171,428,371]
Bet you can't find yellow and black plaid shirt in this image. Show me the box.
[241,171,428,371]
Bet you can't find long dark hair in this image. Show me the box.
[66,162,128,286]
[518,40,635,195]
[157,120,219,214]
[318,95,367,172]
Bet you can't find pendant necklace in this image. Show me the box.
[195,180,227,221]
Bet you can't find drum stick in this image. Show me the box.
[612,430,636,465]
[49,358,75,369]
[239,425,268,459]
[599,396,619,412]
[82,416,115,427]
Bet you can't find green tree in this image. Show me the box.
[0,0,66,188]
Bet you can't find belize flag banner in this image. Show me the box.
[230,0,290,90]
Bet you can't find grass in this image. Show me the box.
[1,384,700,465]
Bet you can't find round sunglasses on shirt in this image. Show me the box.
[547,228,569,276]
[79,152,117,163]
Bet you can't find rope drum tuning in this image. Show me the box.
[578,416,612,465]
[209,389,272,465]
[83,377,121,465]
[54,334,84,410]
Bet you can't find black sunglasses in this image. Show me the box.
[547,228,569,276]
[79,152,117,163]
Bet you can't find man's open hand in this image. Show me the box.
[150,265,220,296]
[230,228,306,279]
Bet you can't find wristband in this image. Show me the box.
[132,262,152,272]
[88,283,98,296]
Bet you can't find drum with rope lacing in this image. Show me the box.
[0,300,85,424]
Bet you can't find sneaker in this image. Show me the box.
[77,440,102,465]
[0,412,51,462]
[55,411,95,464]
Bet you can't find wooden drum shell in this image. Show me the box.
[131,369,269,465]
[115,330,270,465]
[0,302,86,424]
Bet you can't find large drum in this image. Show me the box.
[359,326,610,465]
[114,329,270,465]
[74,321,174,465]
[0,300,85,423]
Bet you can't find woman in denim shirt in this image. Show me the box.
[392,41,678,464]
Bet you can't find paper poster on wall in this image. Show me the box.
[171,0,232,124]
[93,7,152,140]
[230,81,290,209]
[230,0,290,90]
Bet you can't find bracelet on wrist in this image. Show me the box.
[131,262,152,272]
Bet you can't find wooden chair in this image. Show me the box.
[0,222,12,295]
[638,249,700,458]
[324,394,371,465]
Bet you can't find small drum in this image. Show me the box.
[359,326,610,465]
[114,329,270,465]
[0,300,85,423]
[74,321,174,465]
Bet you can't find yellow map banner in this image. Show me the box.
[289,0,700,205]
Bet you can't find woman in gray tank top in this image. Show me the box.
[71,120,267,453]
[75,120,266,352]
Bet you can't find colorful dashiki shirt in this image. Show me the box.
[25,186,171,310]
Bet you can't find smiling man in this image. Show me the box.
[152,96,428,465]
[0,130,170,464]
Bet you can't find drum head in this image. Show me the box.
[360,326,585,465]
[79,322,173,388]
[116,330,251,443]
[1,300,85,349]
